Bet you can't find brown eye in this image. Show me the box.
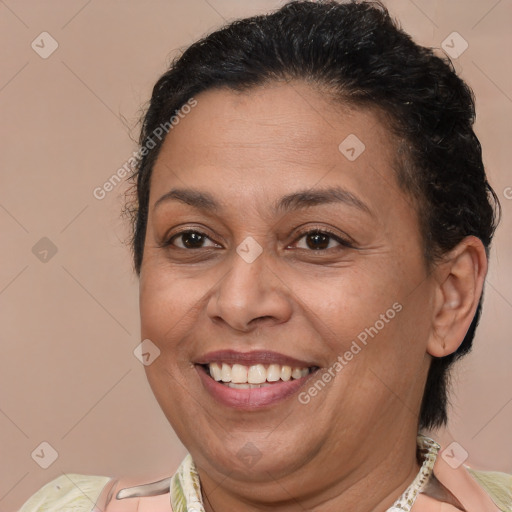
[294,229,352,251]
[167,230,218,249]
[304,231,330,250]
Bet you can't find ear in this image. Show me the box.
[427,236,488,358]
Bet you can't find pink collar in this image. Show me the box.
[412,447,502,511]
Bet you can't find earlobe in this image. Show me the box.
[426,236,488,358]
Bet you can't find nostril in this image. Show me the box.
[250,316,274,326]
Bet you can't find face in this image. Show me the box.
[139,81,436,493]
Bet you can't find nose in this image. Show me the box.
[206,245,293,333]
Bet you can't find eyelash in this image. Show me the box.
[161,227,354,252]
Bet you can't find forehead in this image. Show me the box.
[149,80,403,218]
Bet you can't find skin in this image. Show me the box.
[138,80,487,511]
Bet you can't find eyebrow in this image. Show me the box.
[153,186,373,217]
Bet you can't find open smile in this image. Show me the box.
[194,351,320,409]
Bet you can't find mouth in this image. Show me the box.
[194,350,320,409]
[202,362,317,388]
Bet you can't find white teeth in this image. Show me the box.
[228,382,250,389]
[221,363,231,382]
[291,367,302,379]
[227,382,273,389]
[267,364,281,382]
[248,364,266,384]
[280,365,292,381]
[207,362,311,384]
[210,362,222,381]
[231,364,248,383]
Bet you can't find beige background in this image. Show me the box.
[1,1,511,510]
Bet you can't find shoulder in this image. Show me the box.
[18,473,111,512]
[414,434,512,512]
[18,473,175,512]
[430,456,512,512]
[98,475,174,512]
[466,467,512,512]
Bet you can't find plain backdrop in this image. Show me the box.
[1,1,511,510]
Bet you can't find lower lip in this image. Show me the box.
[196,365,313,409]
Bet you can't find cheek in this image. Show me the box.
[308,263,429,380]
[302,267,400,332]
[139,265,195,344]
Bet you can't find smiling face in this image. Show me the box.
[139,80,437,501]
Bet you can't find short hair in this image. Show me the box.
[124,0,501,430]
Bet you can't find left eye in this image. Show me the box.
[293,230,352,251]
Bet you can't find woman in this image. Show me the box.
[18,1,511,510]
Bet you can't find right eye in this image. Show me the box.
[163,230,221,250]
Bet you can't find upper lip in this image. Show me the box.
[194,350,318,368]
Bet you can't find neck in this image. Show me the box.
[198,432,422,512]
